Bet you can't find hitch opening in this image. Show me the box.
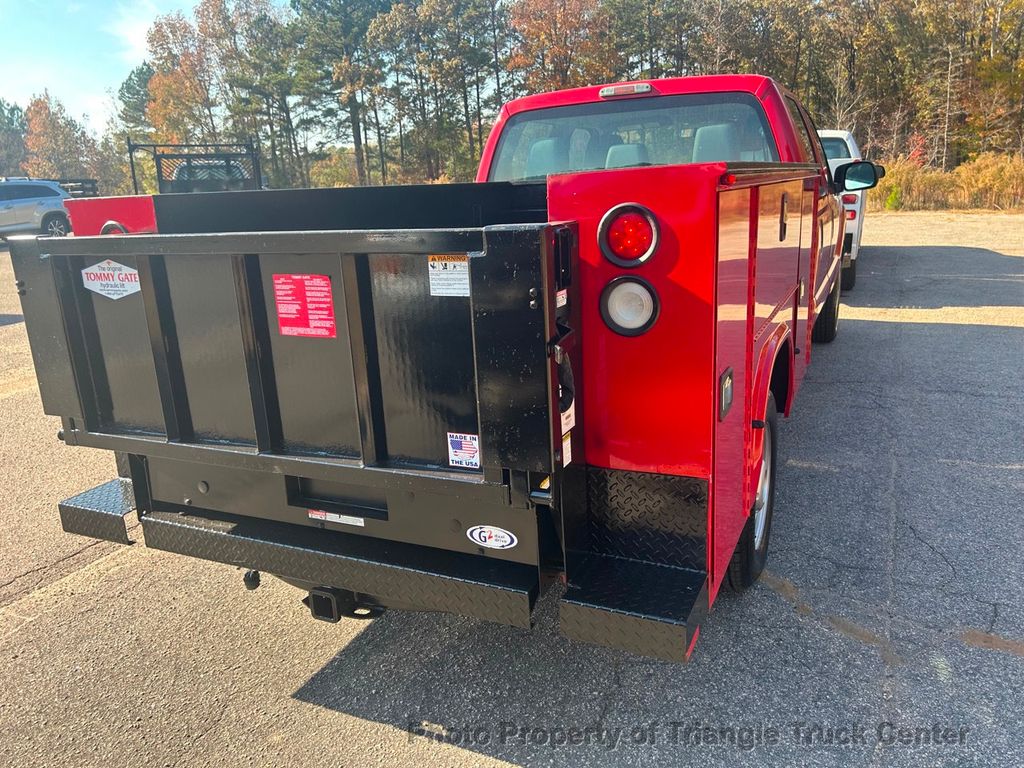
[304,587,384,623]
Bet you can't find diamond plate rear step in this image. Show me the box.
[559,553,708,662]
[141,509,539,628]
[58,478,136,545]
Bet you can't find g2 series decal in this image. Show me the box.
[466,525,518,550]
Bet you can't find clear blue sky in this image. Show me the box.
[0,0,193,133]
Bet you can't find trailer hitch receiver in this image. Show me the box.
[304,588,384,623]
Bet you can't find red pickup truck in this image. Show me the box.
[16,75,881,662]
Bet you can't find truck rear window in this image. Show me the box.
[821,137,852,160]
[489,92,778,181]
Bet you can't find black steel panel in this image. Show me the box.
[72,253,165,434]
[560,552,707,662]
[152,182,547,234]
[9,238,82,418]
[472,226,553,473]
[140,457,536,564]
[163,254,256,444]
[258,253,361,457]
[141,509,538,628]
[58,478,136,544]
[135,254,193,441]
[585,468,708,570]
[147,457,288,517]
[370,253,478,468]
[72,429,512,502]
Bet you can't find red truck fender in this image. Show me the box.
[747,324,793,507]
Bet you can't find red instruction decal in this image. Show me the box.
[273,274,336,338]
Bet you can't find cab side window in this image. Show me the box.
[799,107,829,169]
[783,97,816,163]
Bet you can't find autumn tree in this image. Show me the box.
[21,93,97,178]
[508,0,619,91]
[146,12,221,141]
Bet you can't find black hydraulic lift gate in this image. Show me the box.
[13,220,570,575]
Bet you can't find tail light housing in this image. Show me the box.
[846,209,856,220]
[841,194,858,205]
[598,204,659,267]
[600,277,659,335]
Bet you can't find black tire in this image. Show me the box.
[811,276,840,343]
[727,393,778,592]
[41,213,70,237]
[841,257,857,291]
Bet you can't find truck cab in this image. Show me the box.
[16,75,881,662]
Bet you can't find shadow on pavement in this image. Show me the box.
[849,246,1022,309]
[0,313,24,327]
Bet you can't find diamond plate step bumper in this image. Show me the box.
[560,553,708,662]
[141,508,539,628]
[58,478,137,545]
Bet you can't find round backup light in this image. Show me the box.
[600,277,659,336]
[598,204,659,266]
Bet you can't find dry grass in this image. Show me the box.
[867,153,1024,212]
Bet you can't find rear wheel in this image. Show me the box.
[41,213,70,237]
[727,393,777,591]
[811,276,840,343]
[841,257,857,291]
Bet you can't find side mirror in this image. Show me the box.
[834,160,881,191]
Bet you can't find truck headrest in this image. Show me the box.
[526,139,562,178]
[605,143,650,169]
[692,123,741,163]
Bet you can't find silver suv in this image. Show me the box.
[0,178,72,238]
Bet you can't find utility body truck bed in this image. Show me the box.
[16,75,881,661]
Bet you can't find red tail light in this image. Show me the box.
[599,204,659,267]
[841,194,858,205]
[846,209,856,220]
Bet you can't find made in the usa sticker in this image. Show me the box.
[447,431,480,468]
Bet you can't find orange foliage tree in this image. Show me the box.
[21,92,96,178]
[145,12,221,142]
[508,0,619,91]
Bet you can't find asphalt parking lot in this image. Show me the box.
[1,211,1022,767]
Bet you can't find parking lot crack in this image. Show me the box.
[900,518,959,579]
[0,539,108,596]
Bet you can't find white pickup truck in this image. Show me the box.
[818,130,865,290]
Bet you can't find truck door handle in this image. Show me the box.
[779,193,788,241]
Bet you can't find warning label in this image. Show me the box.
[81,259,140,300]
[308,509,365,527]
[428,254,470,297]
[273,274,336,338]
[560,400,576,435]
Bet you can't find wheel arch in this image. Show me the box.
[747,326,792,511]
